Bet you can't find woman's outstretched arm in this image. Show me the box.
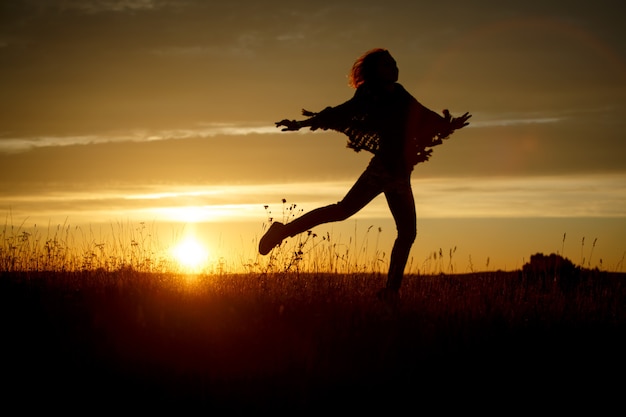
[275,106,340,132]
[275,113,312,131]
[444,109,472,131]
[275,85,368,132]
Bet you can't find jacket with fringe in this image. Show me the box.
[302,82,455,173]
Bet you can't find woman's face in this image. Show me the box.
[376,53,399,83]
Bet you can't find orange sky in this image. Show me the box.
[1,1,625,272]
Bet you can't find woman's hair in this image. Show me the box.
[348,48,391,88]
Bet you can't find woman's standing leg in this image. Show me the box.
[383,178,417,292]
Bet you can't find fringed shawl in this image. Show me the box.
[302,83,455,167]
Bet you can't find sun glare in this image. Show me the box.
[171,236,209,272]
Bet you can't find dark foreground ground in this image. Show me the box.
[1,270,624,412]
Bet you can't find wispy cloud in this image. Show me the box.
[0,123,278,153]
[59,0,163,14]
[151,30,267,59]
[470,117,563,128]
[0,109,575,153]
[3,174,624,224]
[3,105,612,153]
[151,46,220,57]
[470,107,616,128]
[412,174,626,218]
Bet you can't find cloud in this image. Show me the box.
[470,117,563,128]
[2,174,624,224]
[469,107,616,128]
[0,123,279,153]
[0,107,577,153]
[412,174,626,218]
[151,30,268,59]
[151,46,220,57]
[59,0,163,14]
[1,106,611,153]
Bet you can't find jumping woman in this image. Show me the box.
[259,48,471,299]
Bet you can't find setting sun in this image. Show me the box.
[171,236,209,272]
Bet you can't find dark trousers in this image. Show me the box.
[284,158,416,291]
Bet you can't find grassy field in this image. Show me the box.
[2,267,625,412]
[1,219,625,411]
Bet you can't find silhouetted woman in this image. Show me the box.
[259,48,471,299]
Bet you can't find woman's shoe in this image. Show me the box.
[258,222,286,255]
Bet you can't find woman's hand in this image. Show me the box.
[275,119,302,131]
[443,109,472,130]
